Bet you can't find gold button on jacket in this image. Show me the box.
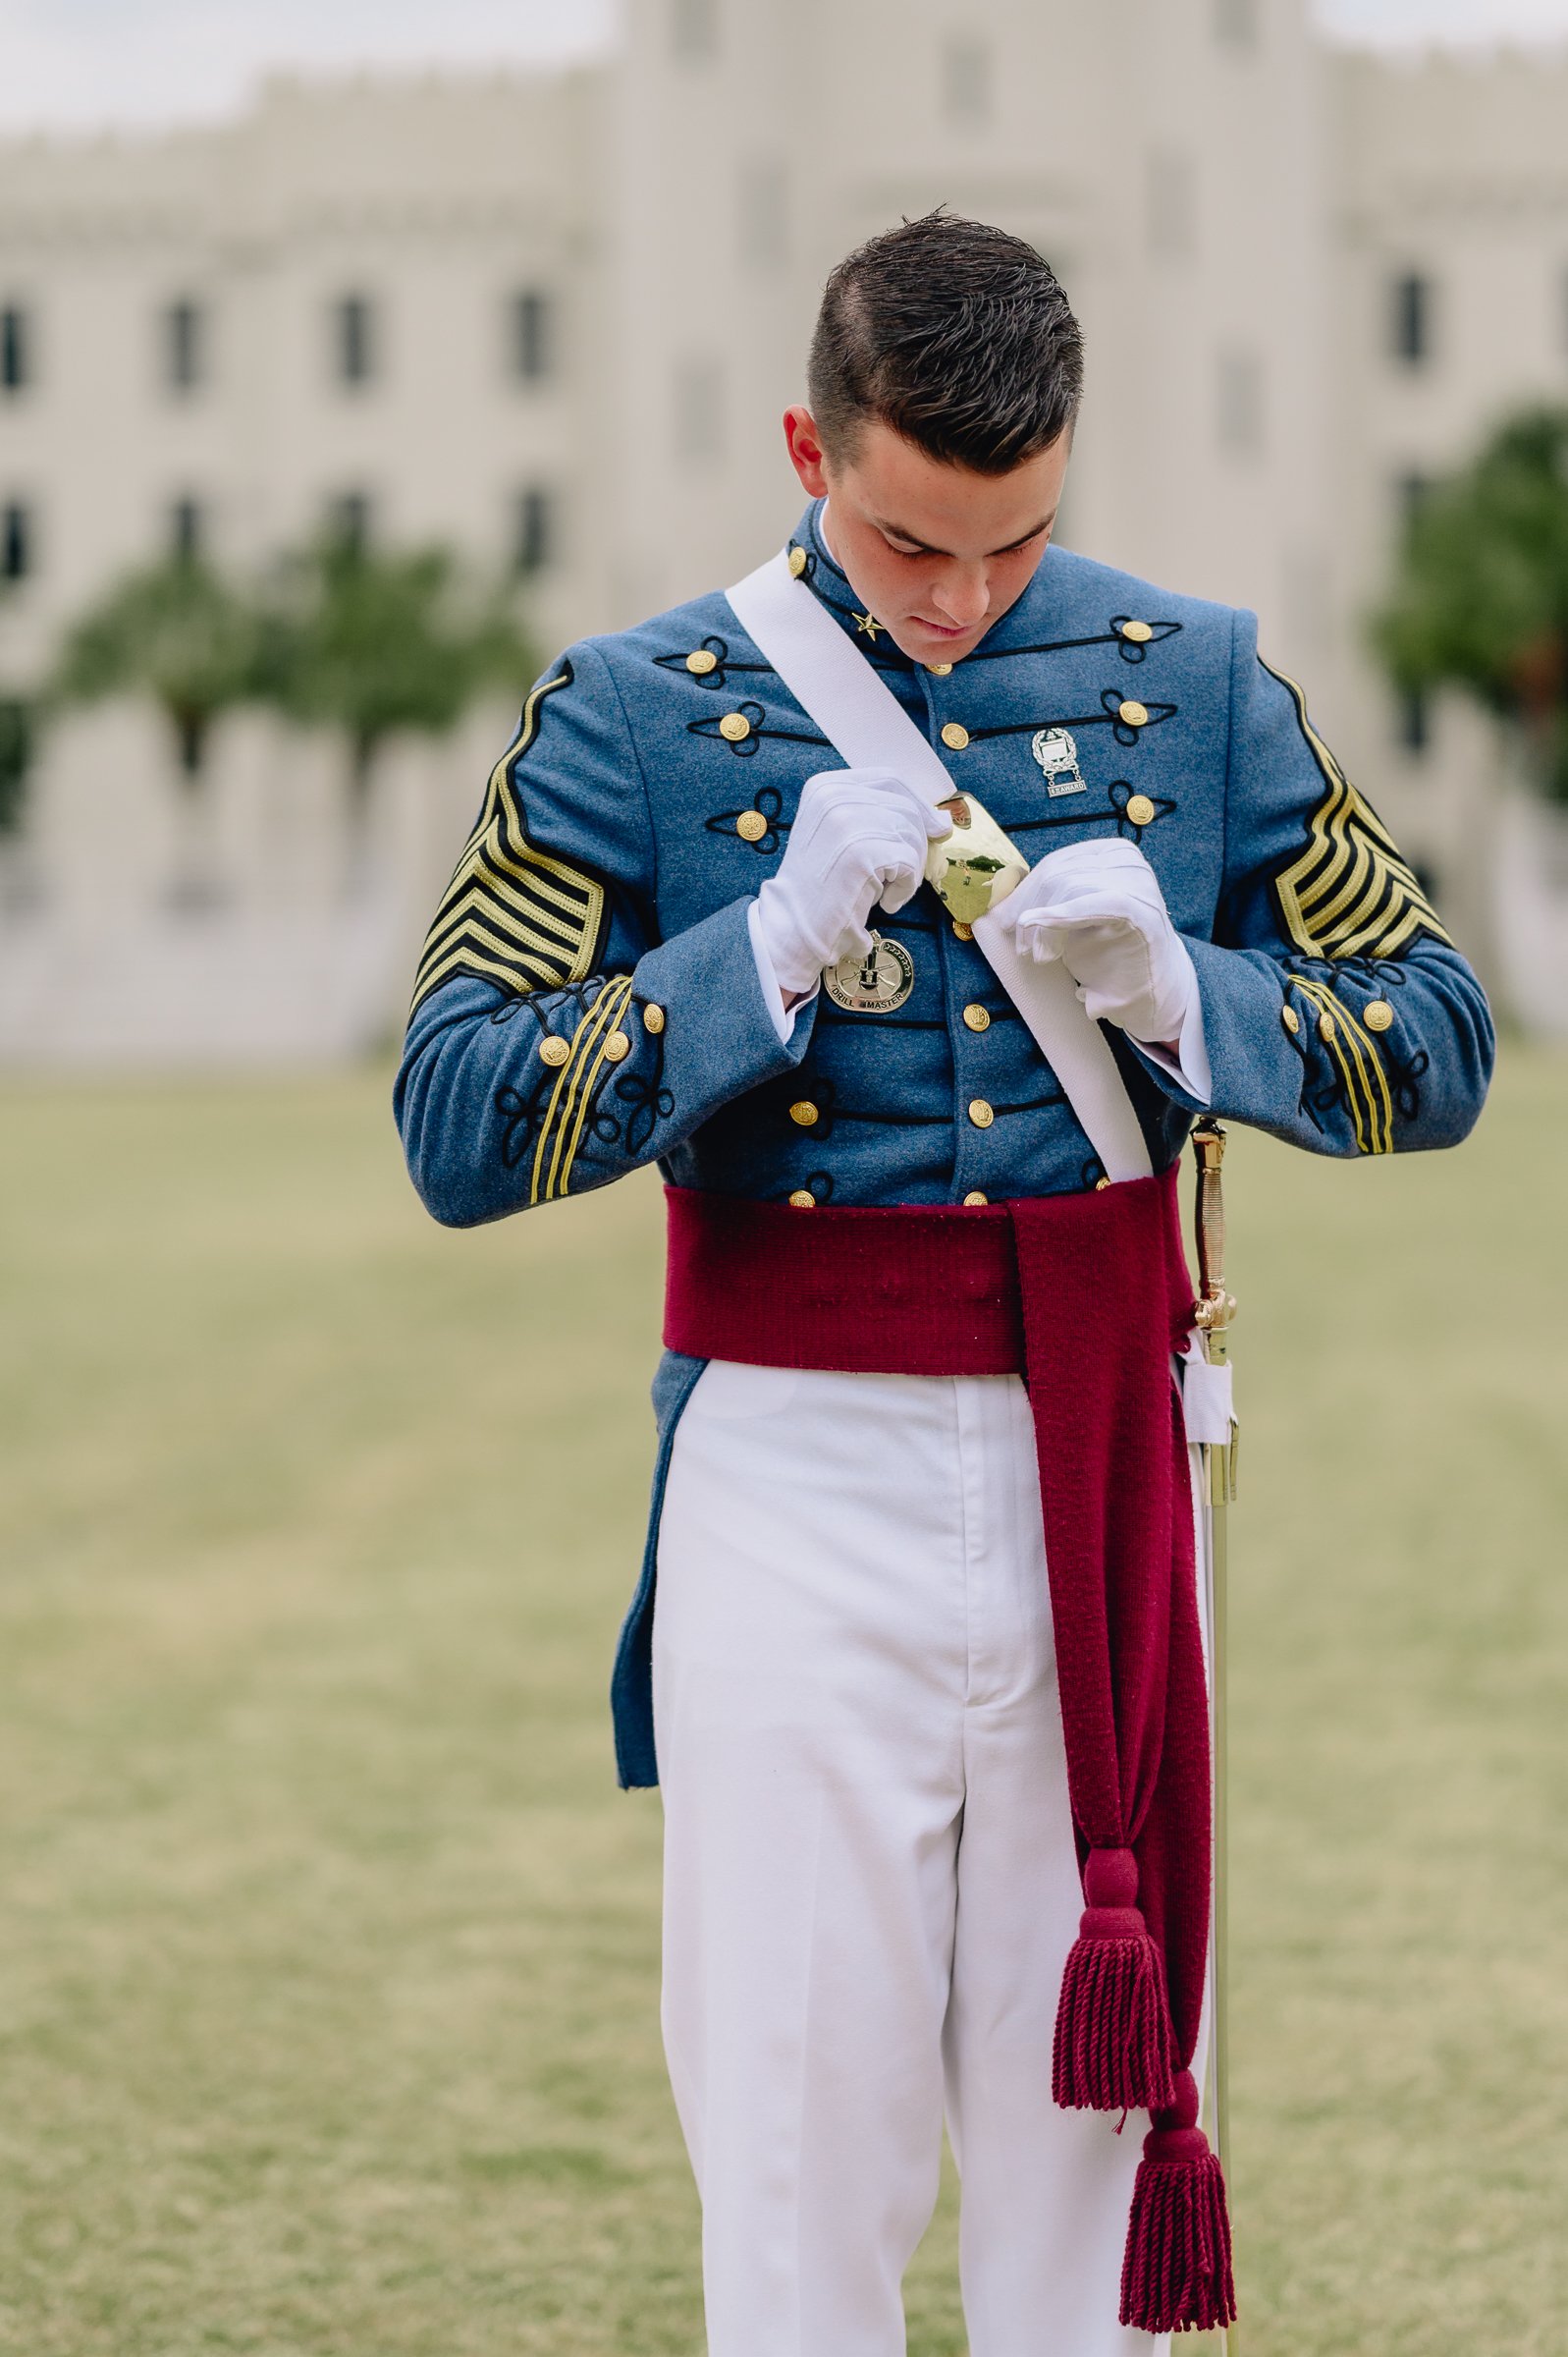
[1125,794,1156,828]
[968,1099,995,1129]
[788,1189,816,1208]
[1118,699,1149,729]
[1120,620,1154,644]
[642,1003,667,1034]
[789,1100,820,1127]
[735,809,768,842]
[787,545,808,577]
[963,1189,989,1206]
[719,711,751,742]
[602,1031,631,1064]
[962,1003,991,1033]
[941,721,970,751]
[1280,1004,1301,1035]
[685,648,718,676]
[1364,999,1394,1032]
[539,1035,570,1068]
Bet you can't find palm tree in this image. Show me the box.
[1375,406,1568,804]
[257,533,535,824]
[49,554,262,784]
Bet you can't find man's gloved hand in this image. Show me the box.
[754,767,951,997]
[990,836,1198,1047]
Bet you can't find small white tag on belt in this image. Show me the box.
[1179,1349,1235,1446]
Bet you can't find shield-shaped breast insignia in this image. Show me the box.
[1031,726,1087,797]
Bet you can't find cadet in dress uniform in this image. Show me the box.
[397,216,1491,2357]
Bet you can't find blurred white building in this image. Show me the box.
[0,0,1562,1061]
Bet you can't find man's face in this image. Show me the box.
[784,407,1071,667]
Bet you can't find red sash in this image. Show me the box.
[664,1170,1235,2337]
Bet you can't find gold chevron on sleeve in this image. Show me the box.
[1264,662,1451,961]
[1286,974,1394,1155]
[409,667,606,1014]
[530,973,636,1206]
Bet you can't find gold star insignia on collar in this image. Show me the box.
[854,611,885,641]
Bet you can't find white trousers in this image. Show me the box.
[654,1360,1188,2357]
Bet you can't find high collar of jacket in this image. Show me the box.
[788,498,1063,672]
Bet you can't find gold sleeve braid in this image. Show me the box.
[1265,663,1451,962]
[1284,974,1393,1155]
[529,973,636,1205]
[410,667,607,1015]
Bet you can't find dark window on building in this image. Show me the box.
[0,697,31,834]
[671,0,719,58]
[1146,151,1198,264]
[1397,686,1431,755]
[170,496,204,563]
[2,502,31,582]
[1,305,29,394]
[335,295,376,388]
[738,161,788,271]
[1396,469,1432,542]
[1217,349,1264,457]
[512,290,553,384]
[674,356,725,464]
[942,37,992,126]
[1391,272,1433,366]
[514,486,556,576]
[165,299,204,391]
[1215,0,1258,44]
[327,491,372,556]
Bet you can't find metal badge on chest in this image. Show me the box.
[1031,726,1088,796]
[824,931,916,1014]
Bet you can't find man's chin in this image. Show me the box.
[892,619,991,666]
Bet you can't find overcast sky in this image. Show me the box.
[0,0,1564,137]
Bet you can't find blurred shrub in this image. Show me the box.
[1375,406,1568,803]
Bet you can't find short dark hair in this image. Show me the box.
[807,211,1083,476]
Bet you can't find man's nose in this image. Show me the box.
[931,568,990,629]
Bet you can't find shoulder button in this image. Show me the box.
[1120,620,1154,644]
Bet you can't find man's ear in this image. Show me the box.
[784,406,830,498]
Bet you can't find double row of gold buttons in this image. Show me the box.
[537,1001,666,1069]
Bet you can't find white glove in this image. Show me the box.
[990,836,1197,1046]
[753,767,951,997]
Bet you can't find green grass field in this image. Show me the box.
[1,1051,1565,2356]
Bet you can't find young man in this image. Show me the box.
[397,215,1491,2354]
